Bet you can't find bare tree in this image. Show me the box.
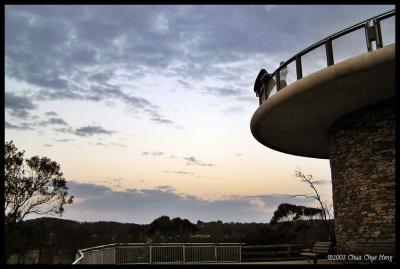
[5,140,74,260]
[291,168,335,242]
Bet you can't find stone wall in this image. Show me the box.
[328,98,395,254]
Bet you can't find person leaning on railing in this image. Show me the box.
[254,69,268,97]
[254,69,275,104]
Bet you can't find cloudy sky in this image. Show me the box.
[5,5,394,224]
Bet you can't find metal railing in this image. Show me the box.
[73,243,242,264]
[255,9,395,105]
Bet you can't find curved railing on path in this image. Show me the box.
[72,242,316,264]
[72,242,243,264]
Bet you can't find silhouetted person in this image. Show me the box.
[254,69,269,97]
[254,69,276,104]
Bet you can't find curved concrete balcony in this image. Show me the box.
[250,10,395,159]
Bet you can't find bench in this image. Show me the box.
[300,241,332,264]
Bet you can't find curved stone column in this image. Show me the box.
[328,98,395,254]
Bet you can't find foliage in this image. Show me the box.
[5,141,73,224]
[270,203,324,224]
[148,216,198,237]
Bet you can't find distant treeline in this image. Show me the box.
[7,216,333,264]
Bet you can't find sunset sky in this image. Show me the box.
[5,5,394,223]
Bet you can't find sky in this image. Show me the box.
[5,5,395,224]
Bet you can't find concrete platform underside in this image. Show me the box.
[250,44,395,159]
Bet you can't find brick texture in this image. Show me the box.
[328,98,395,254]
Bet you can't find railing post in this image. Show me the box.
[275,72,281,91]
[295,56,303,80]
[214,244,217,263]
[239,244,242,263]
[113,247,116,264]
[149,245,152,264]
[374,18,383,49]
[325,39,334,66]
[364,21,373,52]
[182,244,185,263]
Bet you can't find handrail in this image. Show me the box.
[72,242,245,264]
[274,9,395,75]
[255,9,395,103]
[242,244,308,249]
[72,249,84,265]
[72,243,117,264]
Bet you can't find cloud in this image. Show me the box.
[74,126,114,136]
[53,125,114,137]
[5,92,37,119]
[5,5,393,130]
[177,79,193,89]
[86,85,154,111]
[204,87,246,97]
[43,144,53,147]
[94,142,107,146]
[236,96,255,103]
[184,156,215,167]
[6,109,69,133]
[53,127,73,134]
[264,5,277,12]
[6,7,168,123]
[156,185,175,191]
[45,111,58,116]
[55,138,74,143]
[92,141,126,148]
[151,117,174,124]
[110,142,126,148]
[222,106,244,114]
[62,181,316,223]
[5,120,34,131]
[163,170,194,176]
[150,13,170,34]
[5,6,179,125]
[67,181,111,198]
[142,151,164,156]
[144,109,175,125]
[6,6,393,88]
[38,117,68,126]
[92,177,124,189]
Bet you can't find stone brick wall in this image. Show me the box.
[327,98,395,254]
